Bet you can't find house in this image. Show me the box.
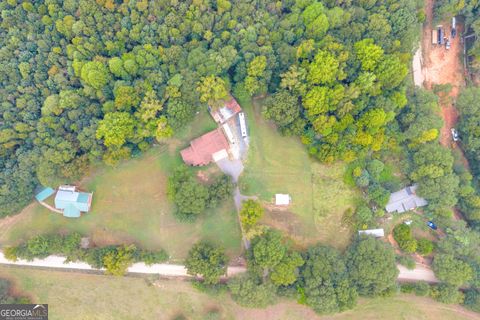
[180,128,230,166]
[385,185,427,214]
[358,228,385,238]
[54,186,93,218]
[275,194,291,206]
[210,97,242,124]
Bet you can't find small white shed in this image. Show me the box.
[275,194,290,205]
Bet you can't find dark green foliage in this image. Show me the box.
[396,255,416,270]
[464,289,480,313]
[228,275,277,308]
[7,233,167,273]
[191,281,228,297]
[136,249,169,266]
[300,246,357,314]
[431,283,464,304]
[346,237,399,297]
[413,282,431,297]
[409,143,459,215]
[206,175,234,209]
[432,254,473,286]
[0,0,422,218]
[393,224,417,254]
[185,241,228,285]
[168,166,232,220]
[416,238,434,256]
[247,230,303,287]
[262,90,304,136]
[12,233,82,261]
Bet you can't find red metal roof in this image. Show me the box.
[180,128,229,166]
[225,97,242,114]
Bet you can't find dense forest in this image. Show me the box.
[0,0,423,217]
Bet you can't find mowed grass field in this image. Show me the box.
[239,97,360,249]
[0,267,477,320]
[0,111,242,262]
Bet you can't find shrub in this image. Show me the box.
[431,283,464,304]
[393,224,417,253]
[396,255,416,270]
[228,275,277,308]
[416,238,434,256]
[413,282,430,297]
[240,199,264,230]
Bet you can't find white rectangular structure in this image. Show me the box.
[239,112,247,138]
[358,229,385,238]
[275,194,290,205]
[58,185,76,192]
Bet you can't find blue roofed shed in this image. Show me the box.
[35,188,55,202]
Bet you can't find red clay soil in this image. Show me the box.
[422,0,466,143]
[422,0,471,221]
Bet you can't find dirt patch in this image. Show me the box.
[261,209,311,247]
[421,0,465,147]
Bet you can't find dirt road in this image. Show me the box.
[422,0,465,147]
[0,252,247,277]
[397,263,439,283]
[0,251,438,284]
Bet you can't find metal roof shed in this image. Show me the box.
[275,194,290,205]
[35,187,55,202]
[358,229,385,238]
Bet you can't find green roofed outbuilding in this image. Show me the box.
[35,187,55,202]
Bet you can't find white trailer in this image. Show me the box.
[239,112,247,138]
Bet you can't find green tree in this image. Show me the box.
[416,238,434,256]
[301,245,357,314]
[185,241,228,284]
[270,251,304,286]
[240,200,264,230]
[80,61,109,89]
[103,244,136,276]
[228,275,277,308]
[196,75,228,107]
[432,254,473,286]
[346,237,398,296]
[96,112,136,148]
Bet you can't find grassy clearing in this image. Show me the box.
[0,267,477,320]
[0,111,242,262]
[238,97,360,249]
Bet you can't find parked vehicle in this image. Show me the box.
[427,221,438,230]
[438,26,445,45]
[452,17,457,38]
[432,29,438,45]
[451,128,459,141]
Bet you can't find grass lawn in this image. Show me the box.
[0,267,477,320]
[238,96,360,249]
[0,111,242,262]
